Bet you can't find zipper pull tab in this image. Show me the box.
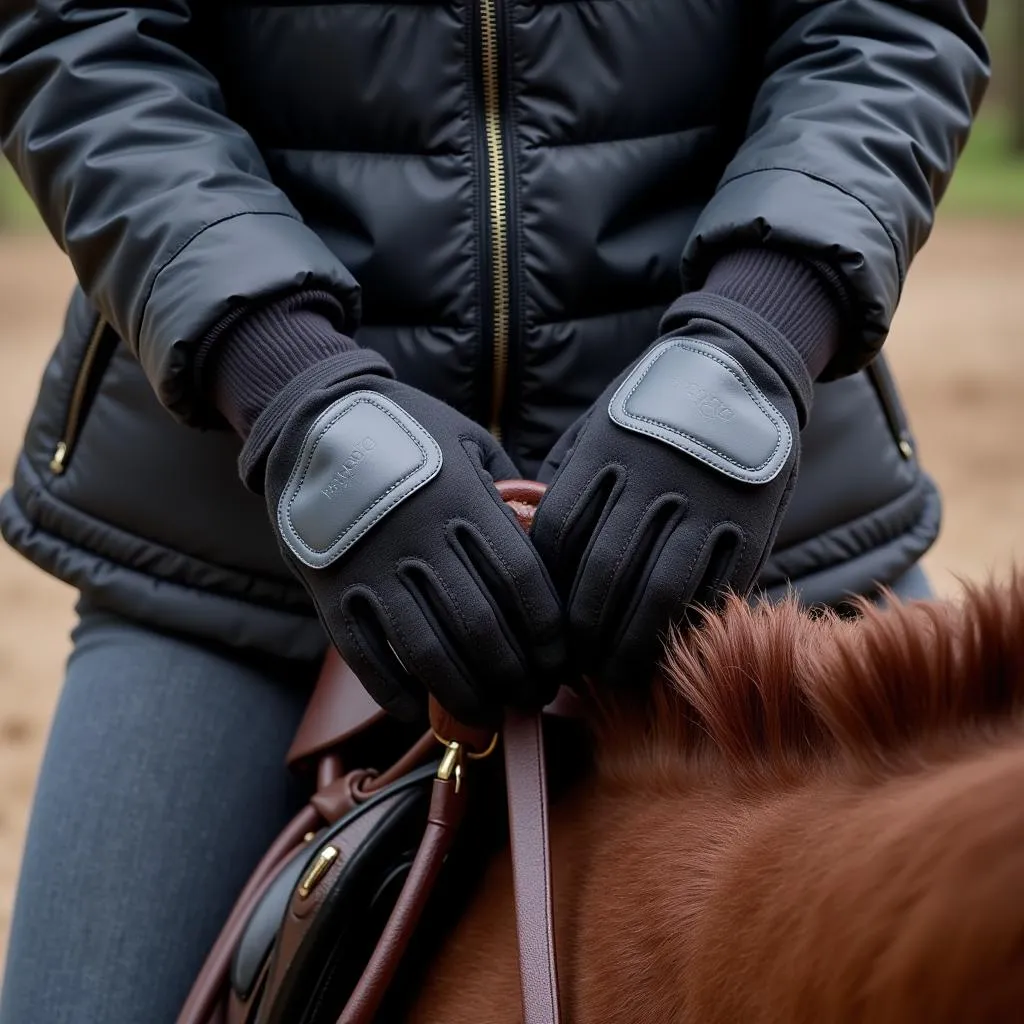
[49,441,68,475]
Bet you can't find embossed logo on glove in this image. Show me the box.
[607,338,791,484]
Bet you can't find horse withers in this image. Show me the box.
[411,576,1024,1023]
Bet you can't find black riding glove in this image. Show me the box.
[238,353,566,723]
[531,292,813,687]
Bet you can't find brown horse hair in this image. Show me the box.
[411,574,1024,1023]
[591,572,1024,788]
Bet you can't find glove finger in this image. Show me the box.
[689,521,747,606]
[448,510,567,708]
[463,433,520,485]
[452,440,567,668]
[335,587,426,722]
[397,556,530,710]
[563,486,654,669]
[536,408,591,485]
[600,493,689,652]
[379,579,493,725]
[601,521,743,687]
[458,434,551,548]
[532,463,623,601]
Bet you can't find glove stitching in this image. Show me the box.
[396,561,482,701]
[588,490,669,639]
[455,436,532,535]
[438,549,531,680]
[697,519,750,597]
[539,409,596,493]
[663,294,811,411]
[445,514,546,628]
[727,520,749,588]
[553,462,625,552]
[398,557,474,650]
[607,522,707,672]
[442,517,536,667]
[456,433,512,481]
[747,464,800,585]
[341,617,392,694]
[375,587,422,681]
[338,587,411,713]
[676,521,716,610]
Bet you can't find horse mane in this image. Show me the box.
[593,574,1024,786]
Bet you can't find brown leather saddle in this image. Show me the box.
[177,480,566,1024]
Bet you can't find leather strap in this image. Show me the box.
[287,649,386,768]
[336,770,468,1023]
[497,478,549,533]
[504,711,561,1024]
[336,710,561,1024]
[493,482,561,1023]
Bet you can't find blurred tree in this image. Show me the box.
[0,159,40,233]
[1014,0,1024,150]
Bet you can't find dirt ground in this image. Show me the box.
[0,220,1022,963]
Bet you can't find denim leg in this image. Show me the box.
[884,562,935,602]
[0,603,317,1024]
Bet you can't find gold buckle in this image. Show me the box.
[436,740,464,793]
[431,728,499,761]
[432,729,498,794]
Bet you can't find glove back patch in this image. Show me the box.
[608,338,791,484]
[278,391,442,568]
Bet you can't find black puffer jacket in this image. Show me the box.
[0,0,988,659]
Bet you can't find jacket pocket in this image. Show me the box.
[48,316,118,475]
[865,355,915,463]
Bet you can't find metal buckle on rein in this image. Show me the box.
[432,728,499,793]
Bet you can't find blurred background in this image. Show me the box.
[0,7,1022,961]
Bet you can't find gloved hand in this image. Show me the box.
[239,354,566,723]
[531,293,813,686]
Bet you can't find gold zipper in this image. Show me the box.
[479,0,510,440]
[50,317,109,474]
[866,360,914,462]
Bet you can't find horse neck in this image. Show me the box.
[563,737,1024,1024]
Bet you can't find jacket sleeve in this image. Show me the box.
[680,0,989,377]
[0,0,360,421]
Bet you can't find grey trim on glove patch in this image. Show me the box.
[608,338,791,484]
[278,391,442,569]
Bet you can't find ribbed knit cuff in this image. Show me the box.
[662,291,814,428]
[701,249,845,381]
[199,290,362,438]
[238,349,396,493]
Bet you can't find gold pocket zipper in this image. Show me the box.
[50,317,114,475]
[865,358,914,462]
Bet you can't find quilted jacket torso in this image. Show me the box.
[0,0,988,657]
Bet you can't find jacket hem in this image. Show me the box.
[1,485,327,663]
[758,473,941,606]
[3,464,941,658]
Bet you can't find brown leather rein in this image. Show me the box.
[339,697,559,1024]
[176,480,561,1024]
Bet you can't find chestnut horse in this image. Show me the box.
[409,576,1024,1023]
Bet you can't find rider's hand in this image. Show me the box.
[239,355,566,723]
[531,290,814,687]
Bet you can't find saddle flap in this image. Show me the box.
[231,847,310,1002]
[237,764,437,1024]
[286,649,387,768]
